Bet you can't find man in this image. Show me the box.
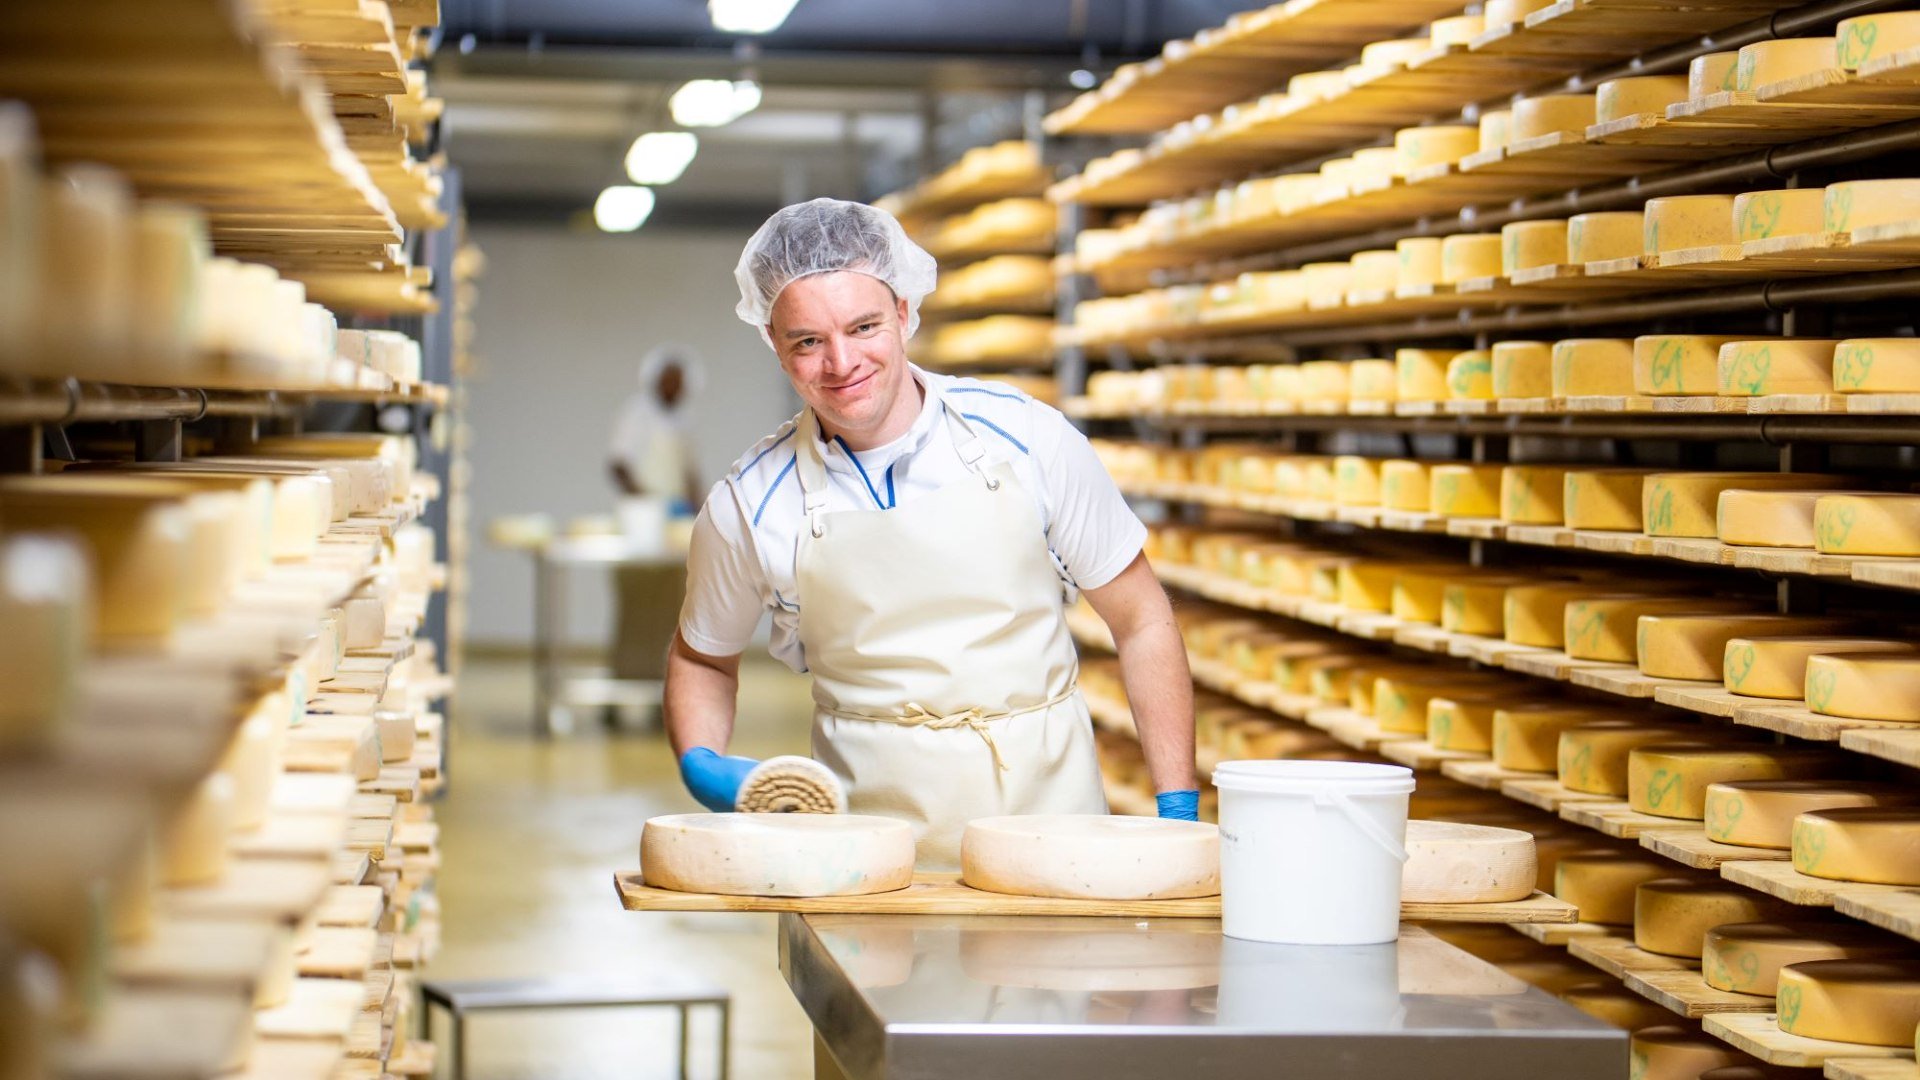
[666,198,1196,869]
[608,344,703,509]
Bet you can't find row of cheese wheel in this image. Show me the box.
[913,198,1056,261]
[920,255,1053,313]
[917,314,1055,367]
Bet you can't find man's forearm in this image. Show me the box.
[1114,615,1199,793]
[664,632,742,756]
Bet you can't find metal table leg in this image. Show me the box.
[532,547,560,737]
[678,1004,691,1079]
[718,1000,731,1080]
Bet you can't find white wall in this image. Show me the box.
[464,223,797,646]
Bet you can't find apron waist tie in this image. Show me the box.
[821,683,1080,772]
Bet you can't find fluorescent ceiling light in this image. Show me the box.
[624,131,699,185]
[593,185,655,232]
[669,79,763,128]
[709,0,802,34]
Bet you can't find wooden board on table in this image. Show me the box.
[1731,704,1920,742]
[1569,934,1692,980]
[1833,889,1920,944]
[1562,800,1676,839]
[1626,966,1776,1018]
[1841,727,1920,769]
[1721,860,1911,908]
[612,872,1579,923]
[1642,827,1789,870]
[1824,1059,1920,1080]
[1707,1012,1914,1068]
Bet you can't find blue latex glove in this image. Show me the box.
[678,747,760,812]
[1156,790,1201,821]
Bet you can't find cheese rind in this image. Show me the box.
[1717,338,1839,396]
[1491,706,1612,772]
[1379,460,1432,511]
[1722,636,1918,699]
[1441,577,1531,635]
[1636,614,1851,680]
[962,815,1220,900]
[1439,234,1501,285]
[1824,178,1920,232]
[1704,781,1919,849]
[1349,359,1397,403]
[1499,465,1567,524]
[1597,76,1690,123]
[1832,338,1920,392]
[1552,853,1672,924]
[1426,696,1500,752]
[1804,653,1920,720]
[1628,744,1840,820]
[1735,37,1838,92]
[1735,189,1826,242]
[1490,341,1552,398]
[1645,472,1847,538]
[1717,488,1846,549]
[1445,350,1495,400]
[1812,493,1920,554]
[1773,959,1920,1046]
[1429,463,1501,517]
[641,814,916,897]
[1333,455,1384,505]
[1791,808,1920,885]
[1635,334,1741,395]
[1501,221,1567,276]
[1401,821,1535,903]
[1395,126,1480,176]
[1644,198,1736,255]
[1563,468,1652,530]
[1558,723,1704,796]
[1504,583,1633,648]
[1836,13,1920,69]
[0,534,88,753]
[1551,339,1636,397]
[1690,52,1741,99]
[1567,212,1644,264]
[1702,922,1907,995]
[1634,879,1787,958]
[1628,1026,1745,1080]
[1477,110,1512,153]
[1563,596,1751,662]
[1395,349,1452,403]
[1510,94,1596,141]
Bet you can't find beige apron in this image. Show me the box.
[793,400,1107,870]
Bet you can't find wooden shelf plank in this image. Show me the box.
[1625,966,1775,1019]
[1641,827,1789,871]
[1707,1012,1912,1069]
[1832,889,1920,945]
[1568,934,1691,981]
[1721,860,1912,909]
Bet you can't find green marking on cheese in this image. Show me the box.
[1648,485,1676,533]
[1648,337,1687,392]
[1705,791,1744,840]
[1741,192,1784,240]
[1562,741,1593,787]
[1735,49,1759,91]
[1826,186,1856,233]
[1645,767,1684,811]
[1568,605,1607,651]
[1724,642,1757,690]
[1776,981,1804,1027]
[1838,19,1880,68]
[1834,342,1875,390]
[1814,502,1858,551]
[1792,818,1828,872]
[1729,343,1774,394]
[1806,665,1840,712]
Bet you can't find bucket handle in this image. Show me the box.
[1316,789,1409,863]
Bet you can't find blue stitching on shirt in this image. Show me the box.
[960,412,1029,455]
[884,462,895,508]
[833,435,894,509]
[945,386,1025,402]
[751,453,797,527]
[772,588,799,612]
[739,428,795,476]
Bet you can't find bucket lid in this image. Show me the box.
[1212,759,1415,795]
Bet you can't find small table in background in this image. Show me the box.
[527,534,685,737]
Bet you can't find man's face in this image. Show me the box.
[767,271,913,438]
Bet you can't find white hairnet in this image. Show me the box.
[637,344,705,405]
[733,197,938,348]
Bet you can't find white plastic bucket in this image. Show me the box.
[1212,759,1415,945]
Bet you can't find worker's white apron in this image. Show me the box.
[792,402,1107,870]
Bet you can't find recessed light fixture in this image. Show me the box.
[624,131,699,185]
[708,0,802,34]
[593,185,656,232]
[669,79,763,128]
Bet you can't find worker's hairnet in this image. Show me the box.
[733,198,938,347]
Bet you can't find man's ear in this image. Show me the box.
[895,295,910,330]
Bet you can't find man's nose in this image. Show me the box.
[821,334,851,372]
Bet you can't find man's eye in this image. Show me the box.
[856,323,877,333]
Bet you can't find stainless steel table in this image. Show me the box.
[528,534,684,736]
[781,914,1625,1080]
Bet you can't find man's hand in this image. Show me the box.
[1155,790,1201,821]
[678,747,761,812]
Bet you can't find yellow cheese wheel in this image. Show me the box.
[1691,52,1742,99]
[1734,189,1826,242]
[1504,582,1632,647]
[1360,38,1431,71]
[0,477,193,641]
[1635,879,1788,957]
[1391,566,1453,623]
[1440,233,1502,285]
[1558,723,1707,796]
[1645,472,1849,537]
[1813,492,1920,554]
[0,534,88,755]
[1349,358,1397,403]
[1637,613,1853,680]
[1565,595,1754,662]
[1723,636,1917,698]
[1551,338,1636,396]
[1833,338,1920,392]
[1371,675,1505,733]
[160,772,236,887]
[1430,15,1487,47]
[1430,463,1502,517]
[1805,652,1920,720]
[1426,695,1508,751]
[1717,338,1839,396]
[1333,455,1383,505]
[1395,125,1480,176]
[1564,468,1652,530]
[1511,94,1596,141]
[1501,220,1568,276]
[1490,341,1552,398]
[1500,465,1567,524]
[1567,212,1644,264]
[1440,576,1532,635]
[1736,37,1838,91]
[1379,460,1432,511]
[1704,921,1908,995]
[1491,705,1614,772]
[1596,76,1691,123]
[1628,1026,1746,1080]
[1825,177,1918,235]
[1484,0,1555,31]
[1644,197,1736,255]
[1337,560,1408,612]
[1478,109,1513,153]
[1302,261,1352,299]
[1397,237,1444,289]
[1552,853,1674,924]
[1445,350,1494,400]
[1299,360,1351,404]
[1394,349,1452,402]
[1289,70,1348,102]
[1794,808,1920,884]
[1629,744,1842,820]
[1634,333,1741,395]
[1349,250,1399,294]
[1775,960,1920,1046]
[1705,781,1920,849]
[1716,488,1869,548]
[1836,12,1920,69]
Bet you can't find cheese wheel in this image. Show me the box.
[1836,12,1920,69]
[1441,577,1526,635]
[1734,189,1826,243]
[1395,349,1452,401]
[1563,468,1652,530]
[1813,493,1920,554]
[1637,614,1853,680]
[1691,52,1742,99]
[1380,460,1432,511]
[1430,463,1502,517]
[1565,595,1754,662]
[1395,125,1480,176]
[1478,109,1513,153]
[1806,652,1920,720]
[1645,197,1736,256]
[1567,212,1643,264]
[1553,853,1673,924]
[1833,338,1920,392]
[1289,70,1347,101]
[1371,675,1505,732]
[1426,695,1505,751]
[0,477,192,641]
[1511,94,1596,141]
[1793,808,1920,884]
[130,204,207,380]
[1629,745,1842,820]
[640,814,916,896]
[1558,723,1705,796]
[1392,566,1454,622]
[1360,37,1430,71]
[1552,338,1636,396]
[1333,455,1384,505]
[1717,339,1839,396]
[1774,959,1920,1045]
[1490,341,1552,398]
[1502,220,1568,276]
[1299,360,1351,404]
[1504,582,1636,647]
[1645,472,1848,538]
[1441,233,1502,284]
[1338,560,1410,612]
[1704,922,1907,995]
[1723,636,1917,698]
[1716,488,1862,548]
[0,535,88,754]
[1500,465,1567,524]
[160,772,235,886]
[962,816,1219,900]
[1736,37,1838,92]
[1634,334,1740,395]
[1402,821,1535,903]
[1485,0,1554,31]
[1445,350,1495,400]
[1349,249,1399,294]
[1303,261,1352,300]
[1596,76,1691,123]
[1397,237,1444,289]
[1628,1026,1745,1080]
[1349,358,1397,402]
[1430,14,1486,46]
[221,701,283,832]
[1705,781,1920,849]
[1634,879,1787,957]
[1491,705,1613,772]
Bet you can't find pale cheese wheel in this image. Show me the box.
[1645,472,1849,537]
[1303,261,1352,299]
[1723,636,1918,698]
[1440,233,1502,284]
[1478,109,1513,153]
[1445,350,1494,400]
[1735,188,1826,242]
[961,815,1219,900]
[1833,338,1920,392]
[0,534,88,754]
[1637,613,1853,680]
[1792,808,1920,885]
[1628,1026,1745,1080]
[1628,744,1841,820]
[221,700,284,831]
[1491,341,1552,398]
[1349,358,1397,402]
[1644,197,1736,255]
[160,772,235,886]
[1564,595,1754,662]
[1717,338,1839,396]
[1634,879,1787,957]
[1564,468,1653,530]
[1836,12,1920,69]
[1502,220,1568,276]
[1395,348,1452,402]
[129,204,207,380]
[1552,338,1636,397]
[1333,455,1383,505]
[1491,705,1613,772]
[0,477,192,641]
[1500,465,1567,524]
[1552,853,1673,924]
[1568,212,1644,264]
[1774,959,1920,1045]
[1299,360,1351,404]
[1395,125,1479,176]
[1485,0,1555,32]
[1691,52,1742,99]
[1703,921,1907,995]
[1289,70,1348,102]
[1397,237,1444,289]
[1705,781,1920,849]
[1505,582,1636,647]
[1511,94,1596,141]
[640,814,915,897]
[1401,821,1535,903]
[1735,37,1838,92]
[1360,37,1430,71]
[1812,493,1920,554]
[255,924,298,1008]
[1429,695,1545,753]
[1596,76,1691,123]
[1634,333,1741,395]
[1349,249,1399,294]
[1430,463,1502,517]
[1430,14,1487,47]
[1380,459,1432,511]
[1716,488,1865,548]
[1558,723,1706,796]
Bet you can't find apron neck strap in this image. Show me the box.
[792,390,1003,534]
[939,399,999,489]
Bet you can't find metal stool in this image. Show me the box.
[420,975,730,1080]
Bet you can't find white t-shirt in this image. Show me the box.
[679,365,1147,671]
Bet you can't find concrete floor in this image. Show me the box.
[432,653,820,1079]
